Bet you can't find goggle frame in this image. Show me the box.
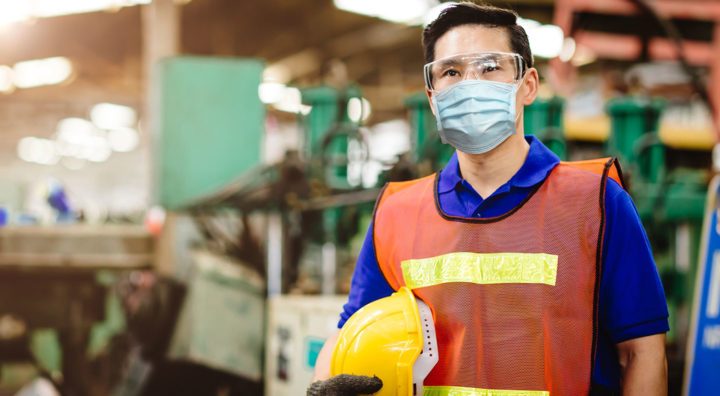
[424,51,527,93]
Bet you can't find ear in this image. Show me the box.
[520,68,539,106]
[426,88,437,117]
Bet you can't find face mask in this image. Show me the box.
[430,79,521,154]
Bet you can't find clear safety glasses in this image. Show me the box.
[424,51,526,93]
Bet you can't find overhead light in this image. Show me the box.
[260,81,313,115]
[518,18,565,59]
[347,97,371,123]
[57,133,110,162]
[54,117,113,162]
[274,86,312,115]
[58,117,95,133]
[258,82,287,104]
[0,0,152,25]
[559,37,576,62]
[531,25,565,59]
[83,135,112,162]
[17,114,123,167]
[0,66,14,93]
[107,127,139,152]
[334,0,439,25]
[90,102,137,130]
[17,137,38,163]
[17,137,59,165]
[56,117,96,145]
[0,1,31,26]
[12,57,73,89]
[33,0,121,18]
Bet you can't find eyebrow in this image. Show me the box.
[434,58,463,71]
[434,54,505,69]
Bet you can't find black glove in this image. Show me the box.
[307,374,383,396]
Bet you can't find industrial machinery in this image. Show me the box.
[606,97,709,345]
[265,295,346,396]
[0,225,153,396]
[134,55,385,395]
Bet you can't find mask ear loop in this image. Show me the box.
[510,54,527,123]
[513,73,526,123]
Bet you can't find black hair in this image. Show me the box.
[422,2,533,69]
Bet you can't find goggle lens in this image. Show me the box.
[424,52,526,92]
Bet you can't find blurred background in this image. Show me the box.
[0,0,718,395]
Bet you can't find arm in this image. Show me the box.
[617,333,667,395]
[598,180,669,389]
[312,330,340,381]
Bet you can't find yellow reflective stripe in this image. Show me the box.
[423,385,549,396]
[401,252,558,289]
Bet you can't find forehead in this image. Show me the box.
[433,24,512,62]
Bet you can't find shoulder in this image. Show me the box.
[553,162,604,181]
[377,174,436,208]
[553,164,630,209]
[383,174,435,195]
[603,177,634,215]
[557,158,627,190]
[545,162,607,197]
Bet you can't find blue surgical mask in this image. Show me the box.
[430,79,520,154]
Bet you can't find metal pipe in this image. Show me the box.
[267,213,283,296]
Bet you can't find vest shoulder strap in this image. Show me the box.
[376,174,436,209]
[373,174,436,291]
[375,158,626,214]
[560,157,627,190]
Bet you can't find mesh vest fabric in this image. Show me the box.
[373,159,622,395]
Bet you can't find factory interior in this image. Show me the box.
[0,0,719,395]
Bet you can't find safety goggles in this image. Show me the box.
[424,51,527,93]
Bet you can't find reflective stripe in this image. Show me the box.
[401,252,558,289]
[424,385,549,396]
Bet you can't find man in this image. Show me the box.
[309,3,668,395]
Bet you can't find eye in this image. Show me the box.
[442,69,460,77]
[481,63,500,73]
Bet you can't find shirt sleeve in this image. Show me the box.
[338,220,395,328]
[599,178,670,343]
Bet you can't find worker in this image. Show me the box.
[308,2,669,395]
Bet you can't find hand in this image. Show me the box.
[306,374,383,396]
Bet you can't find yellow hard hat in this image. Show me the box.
[331,287,438,396]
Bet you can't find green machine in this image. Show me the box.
[405,92,454,173]
[296,85,376,293]
[524,97,566,160]
[156,56,265,210]
[301,84,368,191]
[605,97,665,185]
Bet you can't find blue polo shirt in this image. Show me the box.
[339,136,669,391]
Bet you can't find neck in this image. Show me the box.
[456,133,530,199]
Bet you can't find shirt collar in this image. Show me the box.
[437,135,560,194]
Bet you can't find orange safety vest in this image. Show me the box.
[373,158,625,396]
